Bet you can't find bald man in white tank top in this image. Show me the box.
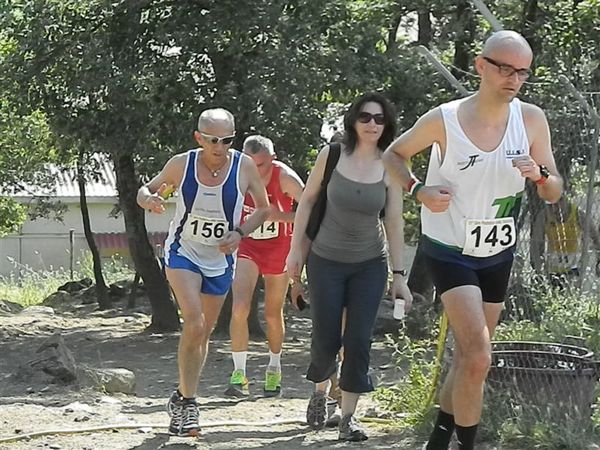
[383,31,563,450]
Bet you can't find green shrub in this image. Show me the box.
[374,329,444,435]
[0,252,134,307]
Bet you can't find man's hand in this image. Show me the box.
[267,204,284,221]
[416,185,453,213]
[218,230,242,254]
[144,183,174,214]
[512,155,542,182]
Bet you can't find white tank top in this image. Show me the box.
[421,97,529,255]
[164,149,244,276]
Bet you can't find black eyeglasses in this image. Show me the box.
[482,56,531,81]
[357,112,385,125]
[199,132,236,145]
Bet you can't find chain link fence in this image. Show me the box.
[482,83,600,447]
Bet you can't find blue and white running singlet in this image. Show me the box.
[164,149,245,277]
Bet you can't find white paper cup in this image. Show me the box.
[393,298,406,320]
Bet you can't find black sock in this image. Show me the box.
[426,410,455,450]
[456,423,478,450]
[179,390,196,402]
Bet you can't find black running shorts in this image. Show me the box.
[425,256,513,303]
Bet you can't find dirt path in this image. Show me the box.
[0,300,425,450]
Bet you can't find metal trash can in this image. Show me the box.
[488,341,600,417]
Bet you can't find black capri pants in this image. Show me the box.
[306,251,388,393]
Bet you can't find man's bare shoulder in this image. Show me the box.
[238,151,256,170]
[414,106,444,130]
[404,107,445,145]
[239,151,263,181]
[519,101,550,140]
[424,105,444,120]
[520,101,547,122]
[273,159,293,172]
[170,151,191,163]
[275,160,305,198]
[162,151,191,172]
[274,160,302,178]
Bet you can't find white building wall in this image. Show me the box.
[0,200,176,278]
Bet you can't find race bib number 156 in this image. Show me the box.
[462,217,516,257]
[182,215,228,246]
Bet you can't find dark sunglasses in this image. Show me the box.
[199,132,236,145]
[357,111,385,125]
[482,56,531,81]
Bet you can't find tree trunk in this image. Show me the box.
[452,0,475,80]
[76,153,110,310]
[128,271,141,309]
[386,11,404,54]
[408,240,435,303]
[112,152,180,331]
[214,278,265,339]
[528,184,545,273]
[520,0,542,56]
[417,9,433,47]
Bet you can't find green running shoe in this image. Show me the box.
[224,369,249,398]
[263,368,282,397]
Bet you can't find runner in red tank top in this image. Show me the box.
[238,162,294,273]
[226,135,304,398]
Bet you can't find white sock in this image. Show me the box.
[268,351,282,371]
[232,351,247,374]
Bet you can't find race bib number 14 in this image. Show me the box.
[463,218,516,257]
[249,221,279,240]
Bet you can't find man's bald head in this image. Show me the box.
[197,108,235,132]
[482,30,532,59]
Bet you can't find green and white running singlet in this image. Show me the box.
[421,97,528,261]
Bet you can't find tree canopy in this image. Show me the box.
[1,0,598,326]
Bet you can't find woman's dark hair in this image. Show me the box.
[342,92,397,153]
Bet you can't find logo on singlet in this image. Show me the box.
[506,148,525,158]
[459,155,480,171]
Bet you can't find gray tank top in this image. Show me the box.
[311,169,387,263]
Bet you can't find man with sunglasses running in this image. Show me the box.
[225,135,304,398]
[137,108,270,437]
[383,31,562,450]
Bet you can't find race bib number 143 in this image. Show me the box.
[463,218,516,257]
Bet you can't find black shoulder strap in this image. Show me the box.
[320,142,341,188]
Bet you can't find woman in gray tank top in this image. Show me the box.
[286,92,413,441]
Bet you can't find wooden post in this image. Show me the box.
[69,229,75,280]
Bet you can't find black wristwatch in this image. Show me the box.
[233,226,245,237]
[392,269,407,276]
[536,164,550,185]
